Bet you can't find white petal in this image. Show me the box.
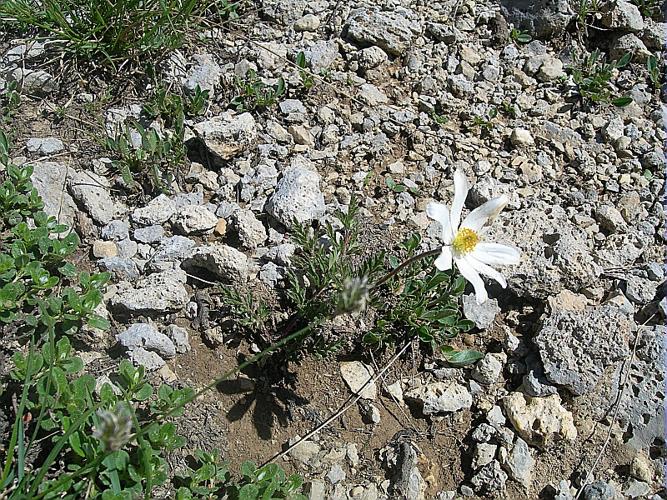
[450,169,469,233]
[434,247,452,271]
[466,255,508,288]
[455,256,488,304]
[472,243,521,266]
[461,195,508,232]
[426,202,453,243]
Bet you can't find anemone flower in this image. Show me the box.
[426,169,521,304]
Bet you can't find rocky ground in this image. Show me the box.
[1,0,666,498]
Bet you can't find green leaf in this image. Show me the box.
[238,483,259,500]
[611,96,632,107]
[134,383,153,401]
[615,52,632,68]
[440,346,484,367]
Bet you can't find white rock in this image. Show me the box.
[404,381,472,415]
[294,13,320,31]
[182,244,249,283]
[340,361,377,400]
[510,128,535,147]
[503,392,577,447]
[132,194,177,225]
[172,205,218,235]
[265,160,325,228]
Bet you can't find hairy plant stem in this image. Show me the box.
[371,248,442,290]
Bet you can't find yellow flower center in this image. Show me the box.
[452,228,479,255]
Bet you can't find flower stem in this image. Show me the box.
[371,248,442,290]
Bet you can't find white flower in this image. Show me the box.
[426,169,521,304]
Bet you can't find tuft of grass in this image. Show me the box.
[0,0,240,69]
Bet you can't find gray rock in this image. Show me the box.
[265,162,325,229]
[326,464,345,485]
[463,294,500,329]
[359,83,388,105]
[358,46,388,69]
[345,7,422,56]
[181,244,249,283]
[499,437,534,487]
[172,205,218,235]
[582,480,615,500]
[98,257,140,281]
[183,53,221,96]
[166,325,190,353]
[288,435,320,464]
[601,0,644,32]
[294,13,320,31]
[303,40,339,72]
[128,347,164,371]
[102,220,130,241]
[500,0,575,37]
[8,68,57,95]
[116,238,138,259]
[30,162,77,227]
[535,305,632,395]
[404,381,472,415]
[231,209,267,249]
[149,236,196,269]
[261,0,307,24]
[610,33,650,61]
[623,479,650,498]
[472,423,497,443]
[616,326,666,450]
[131,194,177,225]
[265,243,296,265]
[474,443,497,469]
[192,112,257,164]
[471,460,507,495]
[259,262,281,287]
[69,169,123,225]
[595,204,627,233]
[133,225,164,243]
[472,353,505,385]
[624,274,658,304]
[340,361,377,400]
[110,270,190,314]
[487,205,601,299]
[279,99,307,115]
[26,137,64,155]
[117,323,176,359]
[384,441,425,500]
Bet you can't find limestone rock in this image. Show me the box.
[503,392,577,447]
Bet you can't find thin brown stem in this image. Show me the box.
[371,248,442,290]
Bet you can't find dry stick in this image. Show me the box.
[260,339,413,467]
[573,313,656,500]
[369,348,414,427]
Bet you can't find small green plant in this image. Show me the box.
[499,101,518,119]
[509,28,532,44]
[106,121,185,195]
[470,108,498,132]
[363,233,474,351]
[175,452,306,500]
[647,54,662,89]
[630,0,663,19]
[187,84,210,116]
[575,0,601,38]
[218,286,272,334]
[295,51,315,91]
[230,70,286,112]
[569,49,633,105]
[429,109,449,127]
[0,81,21,123]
